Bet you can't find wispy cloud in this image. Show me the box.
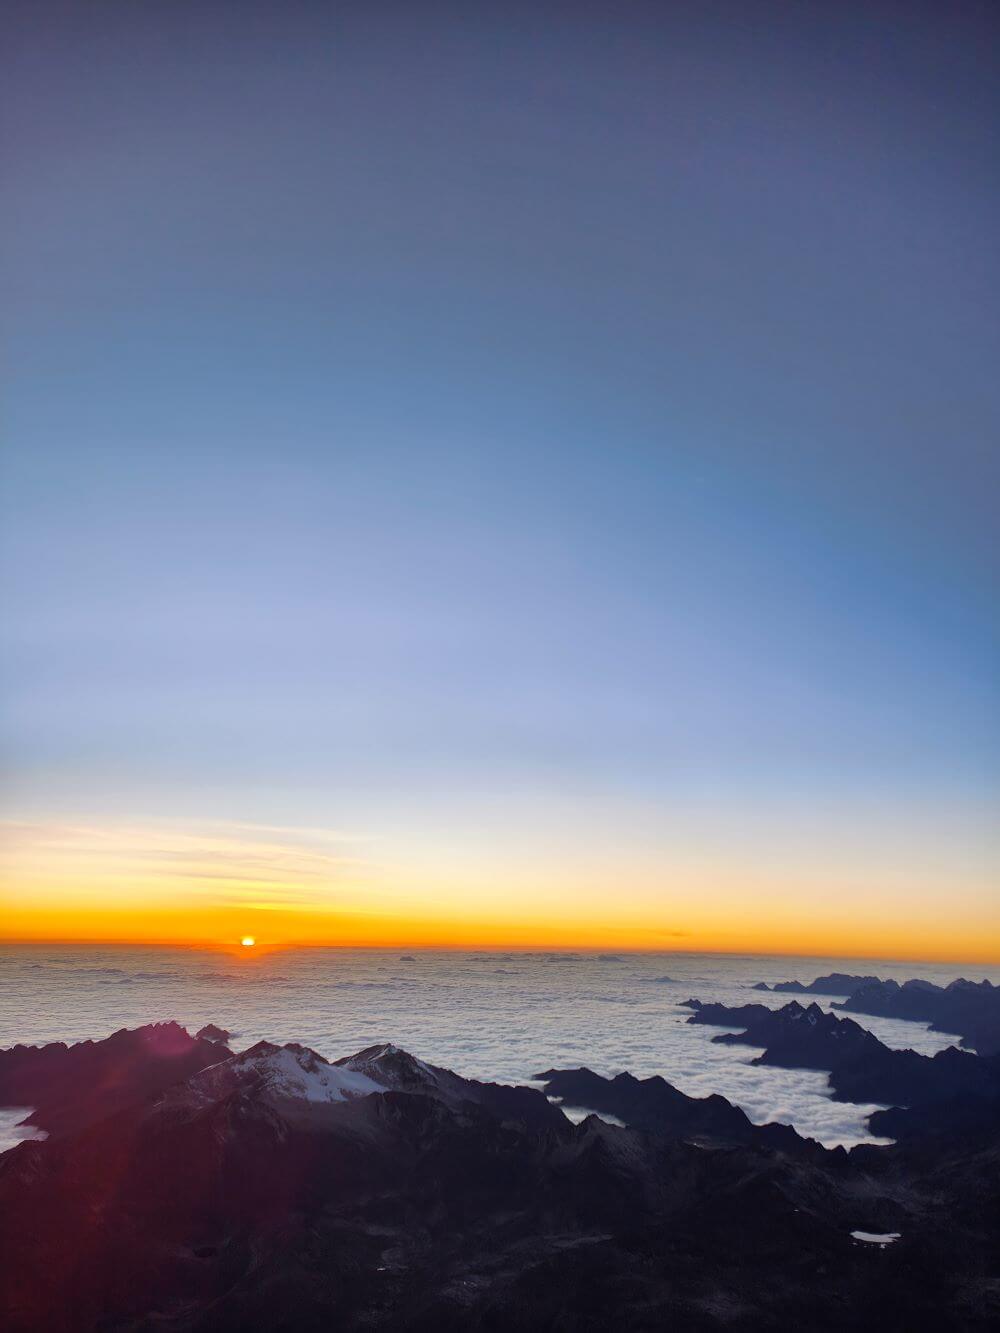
[0,817,384,912]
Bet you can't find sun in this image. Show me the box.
[240,936,256,948]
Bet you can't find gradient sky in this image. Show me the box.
[2,2,998,959]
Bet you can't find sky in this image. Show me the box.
[1,1,998,961]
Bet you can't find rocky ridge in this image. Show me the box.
[0,1021,997,1330]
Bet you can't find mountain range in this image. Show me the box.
[751,973,1000,1055]
[0,1016,997,1329]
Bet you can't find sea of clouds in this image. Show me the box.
[3,945,998,1151]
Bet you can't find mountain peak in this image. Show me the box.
[179,1042,385,1113]
[335,1043,452,1095]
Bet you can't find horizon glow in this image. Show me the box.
[1,4,998,964]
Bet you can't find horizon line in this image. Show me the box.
[2,936,998,969]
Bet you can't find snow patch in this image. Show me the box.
[186,1041,385,1107]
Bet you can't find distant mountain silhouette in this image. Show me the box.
[753,972,882,996]
[680,997,773,1025]
[685,998,1000,1108]
[708,1000,882,1067]
[745,974,1000,1057]
[834,978,1000,1055]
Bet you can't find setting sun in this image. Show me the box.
[240,936,255,948]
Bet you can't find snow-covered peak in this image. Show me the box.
[180,1041,385,1110]
[335,1043,467,1101]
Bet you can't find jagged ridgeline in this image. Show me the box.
[751,973,1000,1055]
[1,1020,998,1331]
[682,996,1000,1122]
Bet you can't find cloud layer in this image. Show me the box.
[3,946,995,1150]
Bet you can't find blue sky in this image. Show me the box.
[1,2,997,951]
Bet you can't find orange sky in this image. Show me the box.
[2,814,997,965]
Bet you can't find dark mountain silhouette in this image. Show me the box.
[753,972,882,995]
[680,997,773,1025]
[834,978,1000,1055]
[0,1022,227,1138]
[685,999,1000,1108]
[708,1000,882,1067]
[194,1024,232,1045]
[830,1044,1000,1107]
[1,1024,998,1330]
[533,1066,820,1154]
[744,975,1000,1056]
[868,1091,1000,1142]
